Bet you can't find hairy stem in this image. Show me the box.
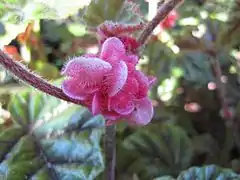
[0,50,82,105]
[137,0,184,45]
[105,125,116,180]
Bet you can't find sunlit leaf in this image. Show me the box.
[0,0,87,45]
[82,0,124,26]
[0,0,89,23]
[30,61,60,79]
[0,23,28,47]
[177,165,240,179]
[82,0,144,26]
[156,165,240,179]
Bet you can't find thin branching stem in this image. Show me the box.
[137,0,184,46]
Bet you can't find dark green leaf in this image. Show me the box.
[41,20,74,43]
[123,124,193,179]
[192,133,217,155]
[0,89,104,180]
[144,41,175,80]
[178,51,214,87]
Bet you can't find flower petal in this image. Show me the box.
[62,56,112,79]
[118,36,139,53]
[100,37,125,63]
[134,71,149,98]
[92,93,101,115]
[121,77,139,96]
[128,98,153,125]
[105,60,128,97]
[126,54,138,66]
[62,57,112,92]
[110,93,134,115]
[62,78,96,100]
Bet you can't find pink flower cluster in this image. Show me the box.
[62,37,155,125]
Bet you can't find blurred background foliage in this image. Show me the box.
[0,0,240,179]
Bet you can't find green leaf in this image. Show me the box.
[0,89,104,180]
[0,0,88,23]
[41,20,74,43]
[82,0,124,26]
[144,41,175,80]
[30,60,60,79]
[143,41,176,100]
[178,51,214,88]
[0,0,87,45]
[0,1,55,23]
[192,133,217,155]
[156,165,240,180]
[82,0,144,26]
[176,165,240,180]
[123,124,193,179]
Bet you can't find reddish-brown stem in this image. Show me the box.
[0,50,82,105]
[137,0,184,45]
